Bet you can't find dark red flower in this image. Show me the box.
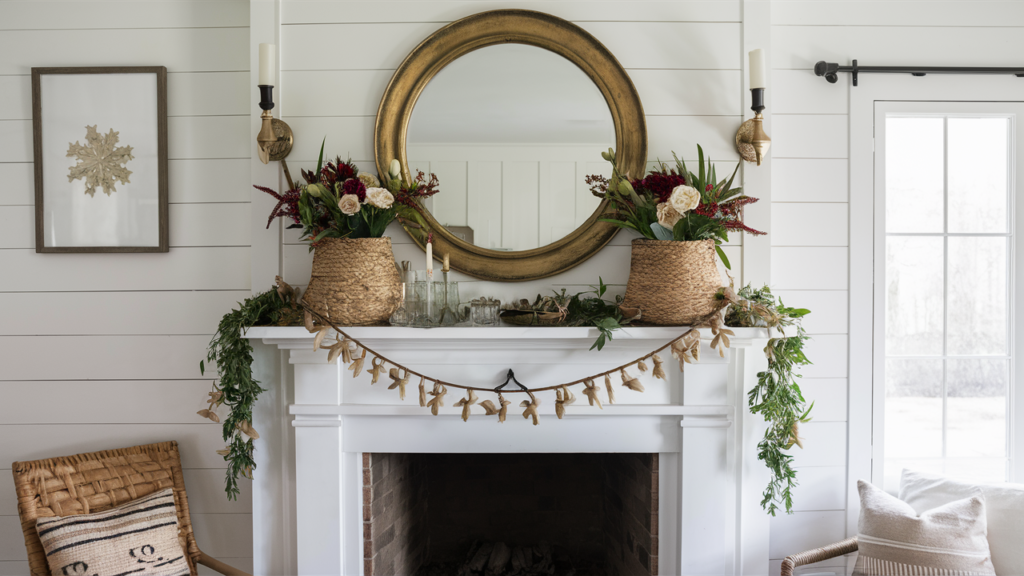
[631,170,687,203]
[341,178,366,201]
[254,185,302,228]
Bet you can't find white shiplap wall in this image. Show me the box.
[0,1,254,574]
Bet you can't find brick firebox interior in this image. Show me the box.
[362,453,659,576]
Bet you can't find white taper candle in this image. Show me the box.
[259,43,276,86]
[749,49,766,89]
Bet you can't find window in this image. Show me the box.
[878,106,1015,492]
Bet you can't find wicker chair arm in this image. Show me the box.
[780,537,858,576]
[197,551,252,576]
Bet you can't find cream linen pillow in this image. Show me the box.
[35,488,189,576]
[854,480,995,576]
[900,469,1024,575]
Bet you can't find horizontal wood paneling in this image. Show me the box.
[0,76,29,121]
[0,336,209,380]
[0,1,249,30]
[0,247,250,292]
[773,25,1024,71]
[800,378,848,423]
[170,159,252,203]
[0,163,33,206]
[769,510,846,560]
[0,424,230,469]
[771,247,848,290]
[0,120,32,163]
[773,290,848,334]
[0,381,225,424]
[773,1,1024,27]
[0,27,249,74]
[0,204,250,249]
[772,69,848,115]
[800,335,848,379]
[772,159,848,203]
[771,203,848,246]
[169,116,250,159]
[2,290,249,335]
[791,422,847,468]
[283,1,742,24]
[772,115,848,159]
[790,465,847,512]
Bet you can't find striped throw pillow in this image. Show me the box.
[36,488,189,576]
[853,480,996,576]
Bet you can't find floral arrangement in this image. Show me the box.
[587,145,764,268]
[256,141,439,249]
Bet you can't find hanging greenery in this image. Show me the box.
[198,279,303,500]
[725,285,814,516]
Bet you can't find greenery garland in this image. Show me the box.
[199,285,300,500]
[725,285,813,516]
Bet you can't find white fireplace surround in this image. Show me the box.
[245,326,773,576]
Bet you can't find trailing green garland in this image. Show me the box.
[725,285,813,516]
[199,284,301,500]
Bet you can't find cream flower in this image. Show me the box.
[669,185,700,214]
[339,194,361,215]
[656,202,682,229]
[358,172,380,188]
[365,187,394,209]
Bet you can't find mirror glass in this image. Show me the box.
[407,44,615,251]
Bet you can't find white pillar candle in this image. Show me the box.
[748,49,766,89]
[259,43,276,86]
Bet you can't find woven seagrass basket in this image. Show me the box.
[302,237,402,326]
[620,238,723,326]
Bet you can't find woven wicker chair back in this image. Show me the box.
[11,441,201,576]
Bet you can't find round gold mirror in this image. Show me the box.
[375,9,646,281]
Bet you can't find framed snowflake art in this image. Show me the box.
[31,67,168,252]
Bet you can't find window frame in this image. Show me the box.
[873,103,1018,490]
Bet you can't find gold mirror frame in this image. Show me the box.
[375,9,647,281]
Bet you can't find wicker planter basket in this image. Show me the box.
[620,239,723,326]
[302,237,402,326]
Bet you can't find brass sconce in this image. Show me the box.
[256,43,294,166]
[736,49,771,166]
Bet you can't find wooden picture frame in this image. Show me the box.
[32,66,168,253]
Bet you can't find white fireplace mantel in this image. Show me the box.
[246,326,773,576]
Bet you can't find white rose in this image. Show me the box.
[669,185,700,214]
[656,202,682,229]
[358,172,380,188]
[365,187,394,209]
[389,159,402,180]
[338,194,361,215]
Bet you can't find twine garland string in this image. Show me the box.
[300,298,734,404]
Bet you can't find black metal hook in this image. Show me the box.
[494,369,529,392]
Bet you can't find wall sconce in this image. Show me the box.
[256,43,294,165]
[736,49,771,166]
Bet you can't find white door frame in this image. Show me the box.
[849,75,1024,537]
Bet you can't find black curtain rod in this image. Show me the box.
[815,60,1024,86]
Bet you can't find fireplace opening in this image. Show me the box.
[363,453,658,576]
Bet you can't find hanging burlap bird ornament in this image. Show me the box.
[313,327,329,351]
[555,386,576,419]
[349,348,366,378]
[620,368,644,392]
[497,394,511,423]
[520,392,541,425]
[369,357,386,384]
[652,354,667,380]
[418,377,427,407]
[426,382,448,415]
[709,324,735,358]
[582,379,602,409]
[604,374,616,404]
[454,390,479,422]
[637,358,648,373]
[480,399,499,415]
[388,368,410,400]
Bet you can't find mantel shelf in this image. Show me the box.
[291,403,734,418]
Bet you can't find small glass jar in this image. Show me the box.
[471,298,501,326]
